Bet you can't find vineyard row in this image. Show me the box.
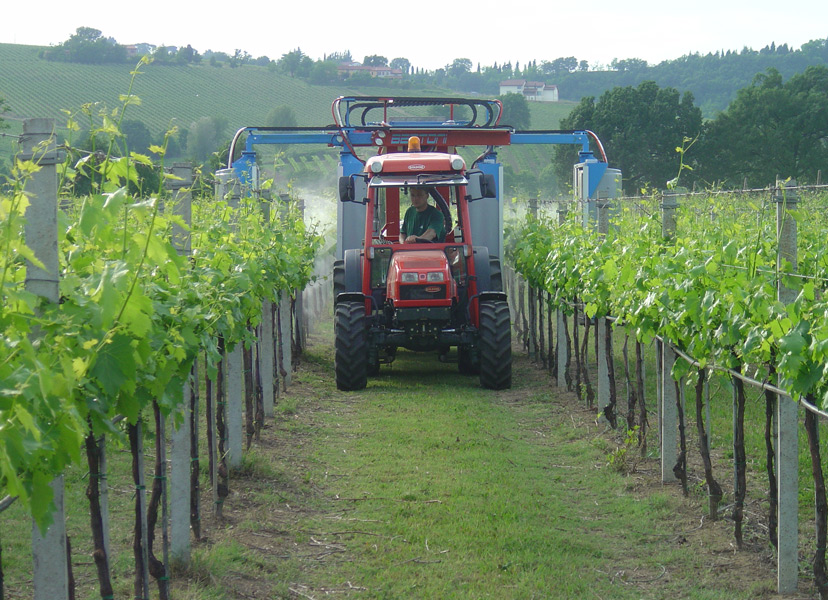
[1,119,323,599]
[507,184,828,596]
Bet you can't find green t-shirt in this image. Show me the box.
[401,204,445,241]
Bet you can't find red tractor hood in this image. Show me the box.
[391,250,448,270]
[387,249,454,307]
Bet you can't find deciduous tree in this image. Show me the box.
[447,58,472,77]
[266,106,298,128]
[698,66,828,187]
[390,57,410,74]
[187,116,229,161]
[309,61,338,84]
[0,96,9,131]
[363,55,388,66]
[278,48,306,77]
[121,119,154,154]
[498,93,531,130]
[554,81,702,194]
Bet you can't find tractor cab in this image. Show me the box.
[335,126,509,390]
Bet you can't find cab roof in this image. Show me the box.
[364,152,465,175]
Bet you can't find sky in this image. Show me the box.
[2,0,827,71]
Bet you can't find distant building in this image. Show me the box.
[499,79,558,102]
[337,64,403,79]
[125,43,156,57]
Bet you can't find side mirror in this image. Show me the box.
[481,173,497,198]
[338,176,354,203]
[338,175,369,204]
[466,170,497,201]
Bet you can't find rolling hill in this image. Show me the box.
[0,42,575,175]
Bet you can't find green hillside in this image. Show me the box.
[1,43,349,134]
[1,42,574,177]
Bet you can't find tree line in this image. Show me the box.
[35,27,828,118]
[544,65,828,196]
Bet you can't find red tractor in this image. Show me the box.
[335,131,511,391]
[226,96,618,392]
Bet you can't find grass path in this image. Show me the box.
[173,334,784,600]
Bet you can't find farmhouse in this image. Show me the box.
[337,64,403,79]
[499,79,559,102]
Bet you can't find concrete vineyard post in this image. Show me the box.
[278,194,293,388]
[775,179,799,594]
[168,163,193,565]
[21,119,69,600]
[528,199,538,361]
[556,205,569,389]
[215,169,244,469]
[259,199,275,417]
[294,197,306,354]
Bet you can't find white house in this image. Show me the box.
[499,79,559,102]
[337,64,403,79]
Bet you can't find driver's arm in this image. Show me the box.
[403,228,436,243]
[419,228,437,241]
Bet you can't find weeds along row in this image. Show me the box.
[505,187,828,594]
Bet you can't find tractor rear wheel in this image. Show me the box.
[333,259,345,301]
[489,255,502,292]
[335,301,368,390]
[478,300,511,389]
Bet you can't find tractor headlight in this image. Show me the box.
[451,156,464,170]
[370,161,382,173]
[426,272,444,282]
[401,272,418,283]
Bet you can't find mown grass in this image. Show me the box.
[273,340,778,599]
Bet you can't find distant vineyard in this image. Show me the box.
[0,42,574,168]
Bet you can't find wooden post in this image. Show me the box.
[775,179,799,594]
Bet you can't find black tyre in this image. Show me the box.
[334,301,368,390]
[488,255,502,292]
[458,345,479,375]
[332,259,345,302]
[478,300,511,389]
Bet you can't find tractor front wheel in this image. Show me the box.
[478,300,511,389]
[335,301,368,391]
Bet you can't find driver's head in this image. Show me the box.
[410,187,430,202]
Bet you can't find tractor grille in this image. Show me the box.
[400,284,447,301]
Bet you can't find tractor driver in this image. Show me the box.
[399,187,446,243]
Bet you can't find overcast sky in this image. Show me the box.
[3,0,826,70]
